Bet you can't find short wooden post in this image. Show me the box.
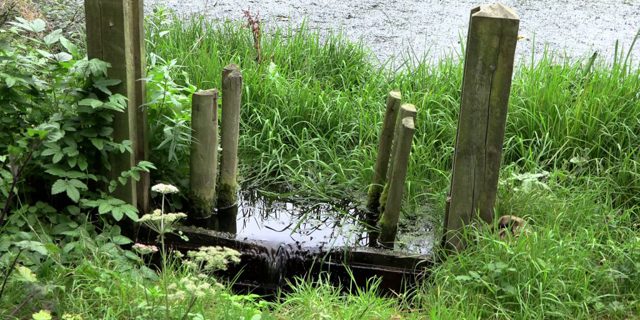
[379,104,417,214]
[217,64,243,208]
[377,117,416,248]
[367,91,402,213]
[190,90,219,218]
[85,0,141,206]
[443,3,520,251]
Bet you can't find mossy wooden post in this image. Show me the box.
[190,90,219,218]
[366,91,401,245]
[378,117,416,248]
[218,64,243,208]
[443,3,520,251]
[379,104,417,214]
[367,91,402,213]
[85,0,141,207]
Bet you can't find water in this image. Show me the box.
[205,190,434,255]
[147,0,640,64]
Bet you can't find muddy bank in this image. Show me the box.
[147,0,639,64]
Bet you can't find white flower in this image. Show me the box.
[151,183,179,194]
[132,243,159,255]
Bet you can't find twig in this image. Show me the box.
[0,140,40,226]
[0,249,23,300]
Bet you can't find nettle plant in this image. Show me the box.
[0,19,153,265]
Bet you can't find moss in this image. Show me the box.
[216,182,238,209]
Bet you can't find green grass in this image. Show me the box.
[141,9,640,319]
[4,8,637,319]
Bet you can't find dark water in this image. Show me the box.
[203,190,434,255]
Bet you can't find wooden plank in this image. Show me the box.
[190,90,219,218]
[85,0,138,207]
[444,3,519,251]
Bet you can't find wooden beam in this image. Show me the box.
[444,3,519,251]
[85,0,141,207]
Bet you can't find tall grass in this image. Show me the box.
[143,9,640,318]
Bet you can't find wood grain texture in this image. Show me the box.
[444,3,519,251]
[190,90,219,218]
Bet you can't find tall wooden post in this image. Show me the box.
[217,64,243,208]
[443,3,519,251]
[190,90,219,218]
[378,117,416,248]
[131,0,149,215]
[85,0,144,207]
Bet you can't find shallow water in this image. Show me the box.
[204,190,434,255]
[147,0,640,64]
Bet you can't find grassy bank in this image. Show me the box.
[143,10,640,318]
[1,6,639,319]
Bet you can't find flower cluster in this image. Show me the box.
[137,209,187,235]
[184,246,241,272]
[166,275,224,301]
[151,183,179,194]
[132,243,159,255]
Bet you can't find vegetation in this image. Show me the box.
[1,5,639,320]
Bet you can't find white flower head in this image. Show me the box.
[151,183,179,194]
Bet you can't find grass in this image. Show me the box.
[2,7,639,319]
[141,9,640,319]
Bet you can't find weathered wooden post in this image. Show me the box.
[443,3,520,251]
[366,91,401,245]
[367,91,402,213]
[190,90,219,218]
[217,64,243,208]
[379,104,417,214]
[85,0,145,207]
[131,0,150,215]
[378,117,416,248]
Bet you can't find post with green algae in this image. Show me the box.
[378,103,417,215]
[217,64,243,208]
[443,3,520,251]
[366,91,402,244]
[189,89,219,218]
[377,117,416,248]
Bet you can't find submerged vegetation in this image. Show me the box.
[1,4,639,319]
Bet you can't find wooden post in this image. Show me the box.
[377,117,416,248]
[366,91,401,246]
[443,3,519,251]
[131,0,149,215]
[217,64,243,208]
[379,104,417,214]
[190,90,219,218]
[85,0,141,207]
[367,91,401,213]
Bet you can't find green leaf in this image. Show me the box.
[66,185,80,202]
[60,36,79,57]
[51,179,67,195]
[90,138,105,150]
[93,78,121,95]
[32,310,52,320]
[16,265,38,283]
[112,235,132,245]
[43,29,62,46]
[98,202,113,215]
[78,156,88,171]
[111,207,124,221]
[16,240,48,255]
[78,98,104,108]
